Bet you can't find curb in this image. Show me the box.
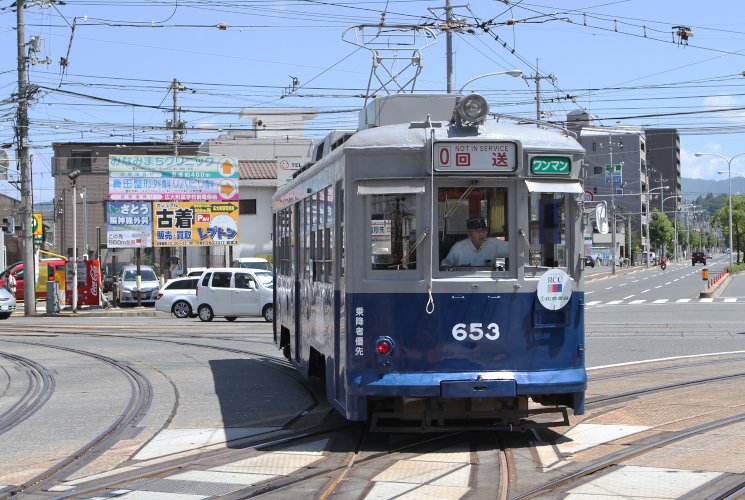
[699,271,734,298]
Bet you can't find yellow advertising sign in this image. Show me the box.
[32,213,43,236]
[153,201,239,247]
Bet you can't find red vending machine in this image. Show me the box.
[65,260,103,307]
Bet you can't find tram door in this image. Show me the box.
[334,182,345,402]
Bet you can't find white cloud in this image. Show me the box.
[702,95,745,124]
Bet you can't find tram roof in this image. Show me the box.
[344,121,584,153]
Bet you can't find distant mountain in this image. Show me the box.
[682,177,745,200]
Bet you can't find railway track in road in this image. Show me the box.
[0,340,153,499]
[0,351,55,434]
[510,353,745,499]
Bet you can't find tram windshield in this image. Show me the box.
[438,186,509,271]
[527,192,569,268]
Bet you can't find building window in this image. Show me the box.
[239,199,256,214]
[592,142,596,152]
[71,150,92,173]
[593,166,603,175]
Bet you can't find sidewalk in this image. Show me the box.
[13,301,170,318]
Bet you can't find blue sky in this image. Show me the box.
[3,0,745,202]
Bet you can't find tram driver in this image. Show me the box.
[441,217,509,270]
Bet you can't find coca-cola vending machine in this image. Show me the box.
[65,259,102,307]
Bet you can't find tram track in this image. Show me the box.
[0,340,153,499]
[514,411,745,499]
[0,351,55,435]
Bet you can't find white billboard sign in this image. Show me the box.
[109,155,239,202]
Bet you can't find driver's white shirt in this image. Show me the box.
[441,237,508,268]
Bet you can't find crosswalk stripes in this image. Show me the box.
[585,297,742,306]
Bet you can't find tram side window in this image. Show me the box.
[528,193,568,268]
[369,193,418,270]
[438,186,509,271]
[276,207,293,276]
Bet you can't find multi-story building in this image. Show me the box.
[51,141,201,271]
[644,128,682,214]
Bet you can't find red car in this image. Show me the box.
[0,259,67,300]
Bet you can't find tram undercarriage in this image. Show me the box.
[368,395,571,433]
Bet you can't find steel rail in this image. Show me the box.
[0,340,153,498]
[0,351,55,435]
[513,411,745,499]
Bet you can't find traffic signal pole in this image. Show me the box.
[16,1,36,315]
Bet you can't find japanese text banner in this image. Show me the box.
[153,201,239,247]
[109,155,240,201]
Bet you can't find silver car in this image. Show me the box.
[0,285,16,319]
[117,265,160,305]
[155,276,199,318]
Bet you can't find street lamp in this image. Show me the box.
[662,194,680,261]
[646,186,668,268]
[695,152,745,266]
[67,169,81,313]
[458,70,523,93]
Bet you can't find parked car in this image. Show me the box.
[231,257,273,272]
[0,286,17,319]
[196,267,273,322]
[185,267,208,277]
[691,251,706,266]
[116,264,160,305]
[0,258,67,300]
[155,276,199,318]
[103,262,127,293]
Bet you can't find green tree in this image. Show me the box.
[649,209,675,257]
[714,195,745,263]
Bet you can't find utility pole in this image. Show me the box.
[170,79,186,272]
[609,133,617,275]
[445,0,454,93]
[16,0,36,315]
[429,1,466,93]
[523,63,556,125]
[170,78,185,155]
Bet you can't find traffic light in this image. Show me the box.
[2,216,14,235]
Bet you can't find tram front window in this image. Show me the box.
[528,192,568,268]
[369,193,418,270]
[438,186,509,271]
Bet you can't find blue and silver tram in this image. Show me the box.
[272,93,587,430]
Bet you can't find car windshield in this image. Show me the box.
[124,269,157,281]
[253,271,273,288]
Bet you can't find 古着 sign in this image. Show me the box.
[153,201,239,247]
[109,155,240,202]
[106,201,153,248]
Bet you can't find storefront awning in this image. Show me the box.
[357,179,426,195]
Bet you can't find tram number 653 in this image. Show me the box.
[452,323,500,341]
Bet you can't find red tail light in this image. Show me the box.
[376,337,395,355]
[157,293,163,300]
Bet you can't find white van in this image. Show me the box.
[195,267,273,322]
[232,257,273,272]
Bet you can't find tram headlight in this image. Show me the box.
[455,93,489,126]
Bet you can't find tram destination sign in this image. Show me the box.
[434,142,516,172]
